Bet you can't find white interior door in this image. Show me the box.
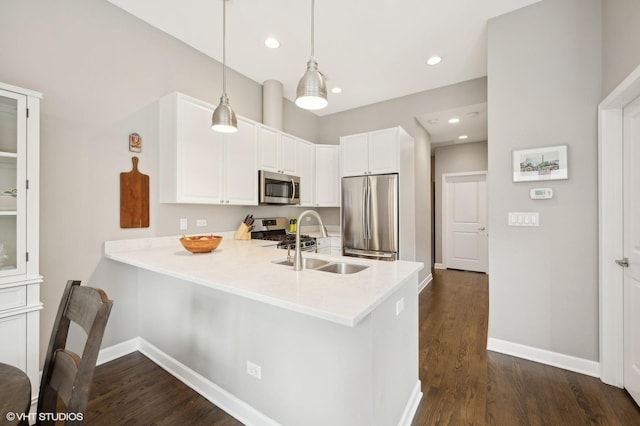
[623,96,640,405]
[443,172,487,273]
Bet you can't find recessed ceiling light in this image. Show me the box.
[448,117,460,124]
[458,135,468,140]
[264,37,280,49]
[331,87,342,94]
[426,56,442,66]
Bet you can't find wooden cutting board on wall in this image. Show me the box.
[120,156,149,228]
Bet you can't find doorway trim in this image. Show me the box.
[599,64,640,387]
[441,170,488,272]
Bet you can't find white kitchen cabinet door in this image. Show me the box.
[297,139,315,206]
[258,126,280,173]
[340,133,368,177]
[340,128,399,177]
[224,118,258,205]
[280,134,298,175]
[0,88,27,279]
[315,145,340,207]
[0,314,27,370]
[258,126,297,176]
[160,92,224,204]
[160,92,259,206]
[179,98,225,203]
[368,128,399,175]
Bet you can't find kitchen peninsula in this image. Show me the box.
[104,234,423,426]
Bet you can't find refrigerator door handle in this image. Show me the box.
[362,178,368,240]
[365,177,371,240]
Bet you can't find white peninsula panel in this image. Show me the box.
[104,236,423,425]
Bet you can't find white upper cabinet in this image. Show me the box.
[159,92,258,205]
[222,117,258,205]
[315,145,340,207]
[340,127,400,176]
[297,139,315,206]
[340,133,368,176]
[258,125,296,175]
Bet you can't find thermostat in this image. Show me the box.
[530,188,553,200]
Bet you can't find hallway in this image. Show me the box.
[412,269,640,425]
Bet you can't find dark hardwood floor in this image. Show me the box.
[86,269,640,425]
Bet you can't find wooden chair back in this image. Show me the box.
[37,280,113,425]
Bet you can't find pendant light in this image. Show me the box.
[212,0,238,133]
[295,0,328,110]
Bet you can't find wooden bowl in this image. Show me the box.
[180,235,223,253]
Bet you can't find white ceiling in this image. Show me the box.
[106,0,540,116]
[417,103,488,147]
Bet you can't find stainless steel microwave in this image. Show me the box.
[259,170,300,205]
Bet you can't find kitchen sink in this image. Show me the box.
[273,258,369,274]
[315,262,369,274]
[273,258,331,269]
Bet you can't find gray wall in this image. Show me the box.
[487,0,601,360]
[0,0,328,363]
[432,141,488,265]
[413,122,432,275]
[602,0,640,96]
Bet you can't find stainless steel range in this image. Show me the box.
[250,217,317,252]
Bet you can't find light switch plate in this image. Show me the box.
[508,212,539,227]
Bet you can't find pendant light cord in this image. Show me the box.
[310,0,315,59]
[222,0,227,96]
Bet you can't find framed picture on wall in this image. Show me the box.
[512,145,568,182]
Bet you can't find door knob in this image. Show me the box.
[616,257,629,268]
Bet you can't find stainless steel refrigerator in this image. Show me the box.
[341,173,399,261]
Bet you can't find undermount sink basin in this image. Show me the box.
[273,258,331,269]
[274,258,369,274]
[315,262,369,274]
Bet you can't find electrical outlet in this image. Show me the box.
[246,361,262,379]
[179,218,188,230]
[396,297,405,316]
[305,217,311,222]
[196,219,207,227]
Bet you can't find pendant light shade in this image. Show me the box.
[212,0,238,133]
[295,0,327,110]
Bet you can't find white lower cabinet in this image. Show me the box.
[0,313,27,369]
[330,236,342,256]
[159,92,258,205]
[316,236,342,256]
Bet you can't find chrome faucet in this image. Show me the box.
[294,210,328,271]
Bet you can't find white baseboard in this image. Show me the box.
[434,263,446,270]
[418,273,433,293]
[398,380,422,426]
[97,339,422,426]
[97,337,140,366]
[487,338,600,378]
[138,339,279,426]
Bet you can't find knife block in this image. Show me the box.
[234,223,252,240]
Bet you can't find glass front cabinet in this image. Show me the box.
[0,82,42,414]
